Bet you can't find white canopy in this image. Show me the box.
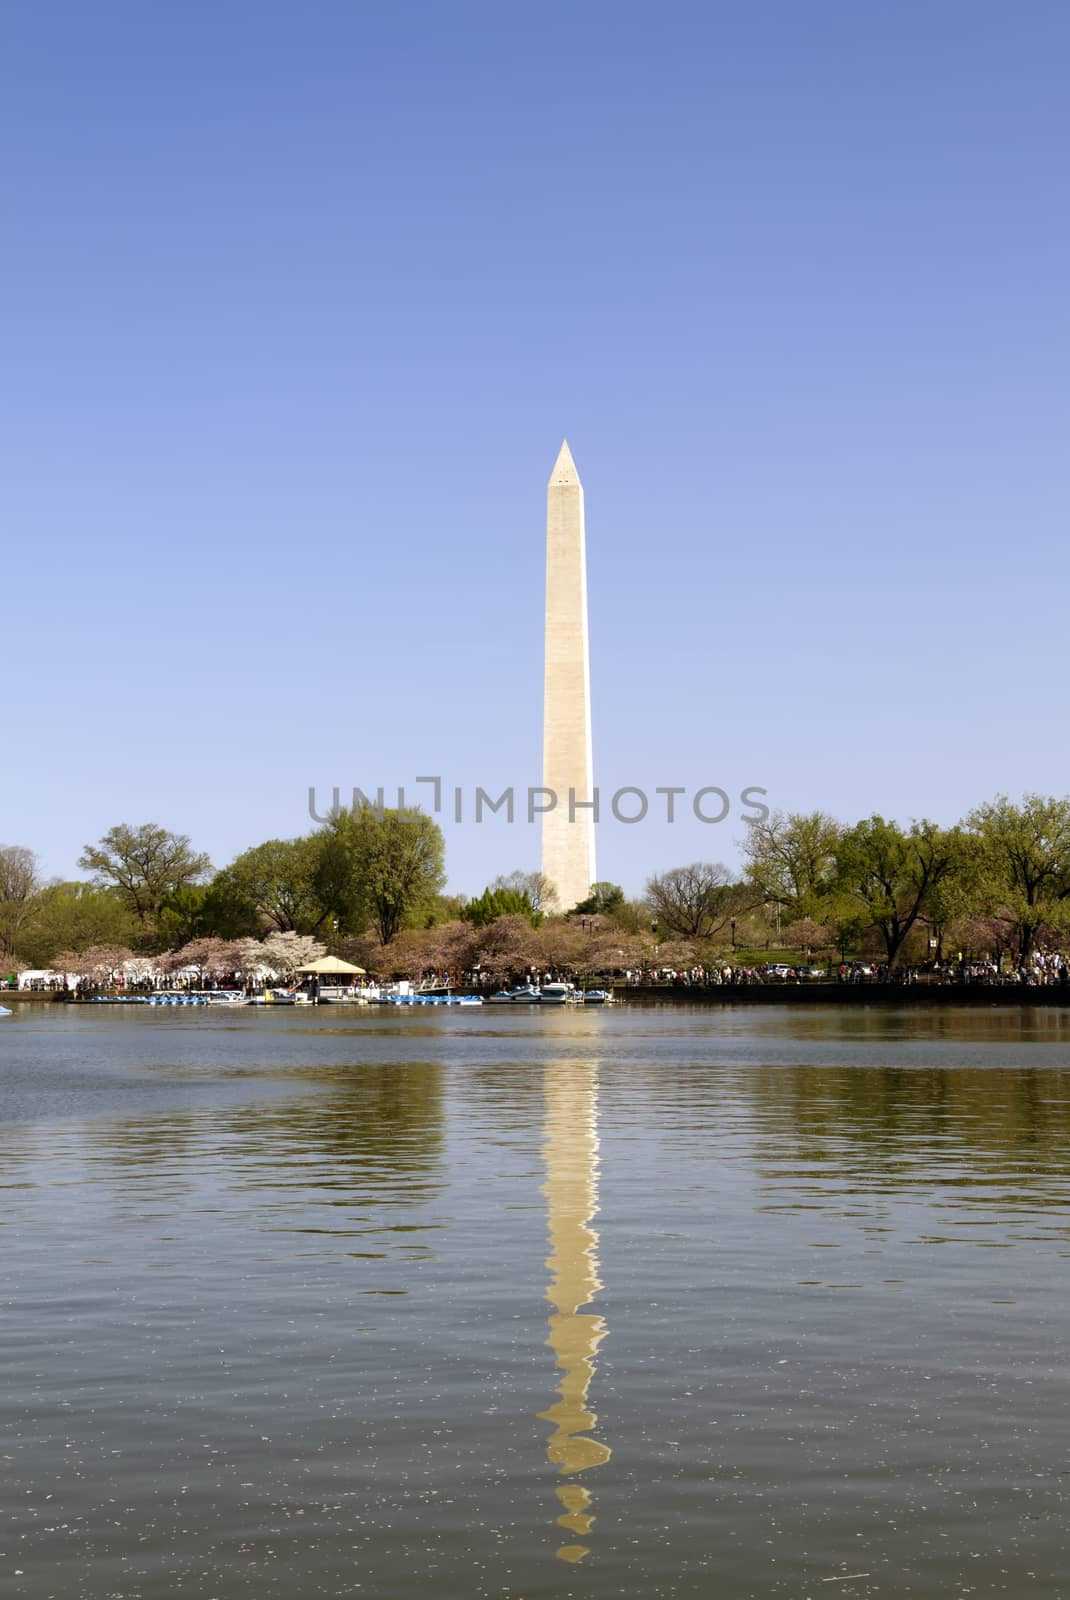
[297,956,367,975]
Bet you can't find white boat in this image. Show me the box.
[485,985,542,1004]
[0,1005,11,1017]
[537,982,574,1005]
[205,992,249,1006]
[581,989,614,1005]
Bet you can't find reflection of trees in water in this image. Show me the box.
[71,1063,447,1208]
[70,1112,205,1203]
[229,1062,446,1178]
[745,1064,1070,1196]
[774,1009,1070,1046]
[456,1061,547,1141]
[0,1124,62,1187]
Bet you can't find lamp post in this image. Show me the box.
[731,918,737,951]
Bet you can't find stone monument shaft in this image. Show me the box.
[542,441,595,912]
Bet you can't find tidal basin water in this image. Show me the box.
[3,1006,1070,1599]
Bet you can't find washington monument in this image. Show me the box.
[542,441,595,912]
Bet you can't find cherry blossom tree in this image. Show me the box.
[52,945,136,985]
[474,915,540,984]
[173,938,243,983]
[259,931,327,977]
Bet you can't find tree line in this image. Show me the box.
[741,796,1070,967]
[3,792,1070,982]
[0,809,446,973]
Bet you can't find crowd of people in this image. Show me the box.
[622,957,1070,988]
[10,953,1070,996]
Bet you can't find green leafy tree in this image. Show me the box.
[19,882,142,968]
[571,882,626,917]
[461,886,541,928]
[213,837,325,933]
[422,893,468,926]
[491,870,558,913]
[833,817,962,968]
[743,810,841,922]
[79,824,211,933]
[154,885,213,946]
[823,901,874,965]
[156,880,261,945]
[308,810,368,933]
[212,810,447,946]
[349,807,446,945]
[965,794,1070,961]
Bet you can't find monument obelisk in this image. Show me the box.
[542,441,595,912]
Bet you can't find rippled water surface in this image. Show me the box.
[3,1004,1070,1598]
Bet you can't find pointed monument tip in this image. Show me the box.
[549,438,581,487]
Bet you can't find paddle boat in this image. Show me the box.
[382,993,483,1007]
[536,981,576,1005]
[0,1004,11,1017]
[485,985,542,1004]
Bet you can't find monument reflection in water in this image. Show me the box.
[539,1060,611,1563]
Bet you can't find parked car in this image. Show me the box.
[796,965,826,980]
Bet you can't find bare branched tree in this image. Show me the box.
[645,862,752,943]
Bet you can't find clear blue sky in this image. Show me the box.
[4,1,1068,896]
